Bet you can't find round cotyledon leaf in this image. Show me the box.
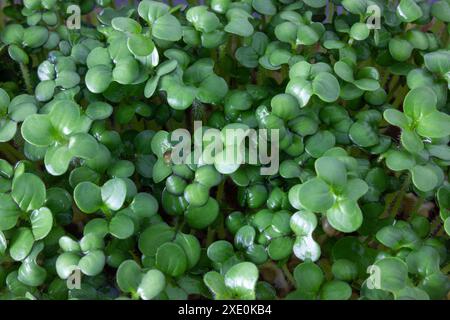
[138,269,166,300]
[296,178,335,213]
[155,242,188,277]
[11,173,46,212]
[30,207,53,240]
[224,262,259,299]
[73,182,102,214]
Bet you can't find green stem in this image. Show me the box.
[327,2,335,24]
[101,206,113,220]
[409,196,424,220]
[441,262,450,274]
[131,291,140,300]
[206,226,216,247]
[187,0,197,6]
[386,173,411,219]
[281,264,296,288]
[175,217,186,234]
[386,75,400,102]
[19,63,33,95]
[392,86,409,108]
[0,142,25,162]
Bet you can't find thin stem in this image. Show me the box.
[409,196,424,220]
[281,264,296,288]
[19,63,33,95]
[385,173,411,219]
[187,0,197,6]
[441,262,450,274]
[175,216,186,233]
[392,85,409,108]
[0,142,25,162]
[206,226,216,247]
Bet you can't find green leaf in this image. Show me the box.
[424,51,450,74]
[174,233,201,269]
[297,25,320,45]
[207,240,235,264]
[101,178,127,211]
[0,230,6,255]
[224,262,259,299]
[68,133,99,159]
[383,109,408,129]
[8,44,29,64]
[406,246,440,277]
[138,0,170,23]
[332,259,358,281]
[0,194,21,230]
[349,121,379,147]
[373,257,408,292]
[267,237,293,260]
[109,214,135,239]
[86,102,113,120]
[397,0,423,22]
[204,271,230,299]
[185,197,219,229]
[9,227,34,261]
[44,144,72,176]
[334,60,354,82]
[116,260,142,293]
[285,77,313,108]
[376,221,421,250]
[21,114,54,147]
[23,26,48,48]
[297,178,335,213]
[293,262,324,294]
[49,100,81,136]
[315,156,347,188]
[111,17,142,34]
[305,130,336,158]
[401,129,424,153]
[85,65,113,93]
[18,242,47,287]
[55,252,80,279]
[385,150,415,171]
[290,210,317,236]
[320,280,352,300]
[403,86,436,120]
[139,224,175,257]
[138,269,166,300]
[112,57,140,85]
[326,199,363,233]
[293,235,321,262]
[130,193,159,219]
[78,250,105,276]
[252,0,277,15]
[350,22,370,41]
[156,242,188,277]
[432,1,450,22]
[312,72,340,103]
[12,173,46,212]
[340,178,368,201]
[225,9,254,37]
[389,38,413,62]
[30,207,53,240]
[0,119,17,143]
[74,182,102,214]
[416,111,450,138]
[411,165,438,192]
[152,14,182,42]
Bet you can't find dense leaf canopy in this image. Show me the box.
[0,0,449,301]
